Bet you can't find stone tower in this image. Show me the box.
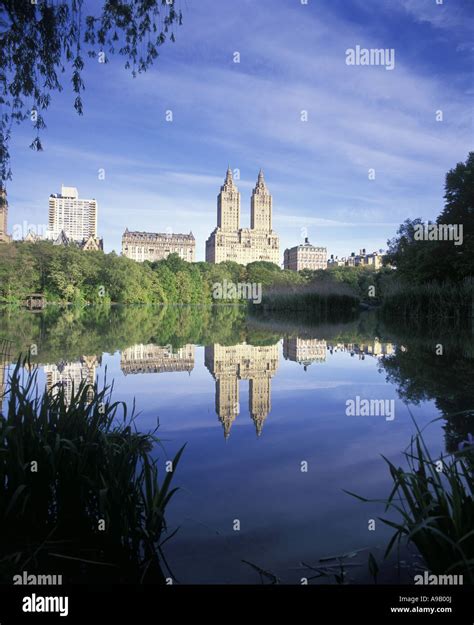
[0,186,11,243]
[216,376,240,439]
[250,169,272,232]
[249,376,272,436]
[217,167,240,231]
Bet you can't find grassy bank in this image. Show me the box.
[0,359,184,583]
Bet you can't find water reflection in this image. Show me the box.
[326,340,394,358]
[0,306,472,583]
[0,306,471,451]
[44,355,100,406]
[283,338,326,368]
[121,343,195,375]
[205,343,279,437]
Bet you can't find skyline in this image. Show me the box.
[5,0,473,260]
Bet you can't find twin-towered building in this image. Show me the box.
[205,168,280,265]
[2,172,359,269]
[121,168,280,265]
[3,171,328,269]
[205,342,279,438]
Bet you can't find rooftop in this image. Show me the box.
[123,229,195,241]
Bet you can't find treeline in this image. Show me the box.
[0,242,376,306]
[0,243,205,305]
[381,152,474,325]
[3,153,470,311]
[0,244,306,305]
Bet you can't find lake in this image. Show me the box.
[0,305,472,584]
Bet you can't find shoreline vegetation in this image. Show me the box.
[1,314,473,584]
[380,278,474,330]
[0,241,383,309]
[346,414,474,583]
[251,280,360,317]
[1,299,473,584]
[0,360,183,584]
[1,244,472,328]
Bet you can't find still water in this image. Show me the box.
[0,306,472,584]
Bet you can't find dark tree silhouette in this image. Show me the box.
[0,0,183,181]
[438,152,474,235]
[385,153,474,283]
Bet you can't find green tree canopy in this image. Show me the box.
[438,152,474,234]
[385,153,474,284]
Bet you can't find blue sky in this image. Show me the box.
[7,0,474,259]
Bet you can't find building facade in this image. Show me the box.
[363,250,384,269]
[122,229,195,263]
[327,249,384,269]
[327,340,394,358]
[48,186,97,242]
[0,186,11,243]
[205,168,280,265]
[284,237,327,271]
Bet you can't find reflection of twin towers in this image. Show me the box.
[120,338,326,438]
[120,339,328,437]
[1,337,394,438]
[205,343,279,438]
[0,338,326,437]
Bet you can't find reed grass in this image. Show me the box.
[253,282,360,318]
[346,412,474,582]
[0,358,184,583]
[381,277,473,329]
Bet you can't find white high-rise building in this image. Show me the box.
[48,186,97,242]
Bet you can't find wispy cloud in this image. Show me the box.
[6,0,472,258]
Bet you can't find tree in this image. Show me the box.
[437,152,474,279]
[152,263,177,304]
[386,153,474,284]
[0,0,183,181]
[161,252,189,274]
[438,152,474,234]
[385,218,426,280]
